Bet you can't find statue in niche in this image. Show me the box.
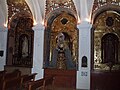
[22,36,28,58]
[50,32,75,69]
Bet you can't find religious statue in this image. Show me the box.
[21,36,28,58]
[50,32,75,69]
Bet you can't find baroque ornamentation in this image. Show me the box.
[11,17,34,67]
[94,10,120,71]
[45,0,77,20]
[7,0,32,24]
[92,0,120,19]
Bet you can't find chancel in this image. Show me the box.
[0,0,120,90]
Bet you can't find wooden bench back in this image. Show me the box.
[0,70,21,90]
[43,76,54,90]
[0,70,6,90]
[44,76,54,86]
[2,76,23,90]
[28,78,44,90]
[4,70,21,80]
[23,73,37,83]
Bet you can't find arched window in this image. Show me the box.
[101,33,119,64]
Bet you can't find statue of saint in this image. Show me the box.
[50,32,75,69]
[22,36,28,58]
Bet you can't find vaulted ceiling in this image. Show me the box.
[0,0,95,27]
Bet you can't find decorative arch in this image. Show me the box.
[8,12,33,29]
[92,4,120,24]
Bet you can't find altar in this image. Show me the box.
[44,68,76,89]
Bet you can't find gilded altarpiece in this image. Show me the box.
[94,11,120,71]
[44,12,78,70]
[7,17,34,67]
[6,0,34,68]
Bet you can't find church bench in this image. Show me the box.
[2,69,21,80]
[22,73,37,83]
[0,70,6,90]
[2,76,23,90]
[0,70,6,75]
[43,76,54,90]
[27,78,44,90]
[22,73,37,89]
[0,70,6,81]
[0,70,21,90]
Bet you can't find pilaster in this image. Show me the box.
[77,21,92,90]
[32,24,45,80]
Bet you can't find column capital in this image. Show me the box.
[32,24,45,31]
[77,21,92,28]
[77,21,92,32]
[0,27,8,32]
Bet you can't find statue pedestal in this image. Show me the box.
[44,68,76,89]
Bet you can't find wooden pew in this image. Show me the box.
[3,69,21,80]
[0,70,6,90]
[0,70,6,75]
[0,70,21,90]
[23,73,37,83]
[0,70,6,81]
[2,76,23,90]
[22,73,37,89]
[43,76,54,90]
[0,70,6,80]
[27,78,44,90]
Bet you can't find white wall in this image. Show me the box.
[77,21,92,90]
[32,24,44,80]
[0,27,7,71]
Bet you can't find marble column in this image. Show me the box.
[32,24,44,80]
[77,21,92,90]
[0,27,8,70]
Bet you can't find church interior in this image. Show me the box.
[0,0,120,90]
